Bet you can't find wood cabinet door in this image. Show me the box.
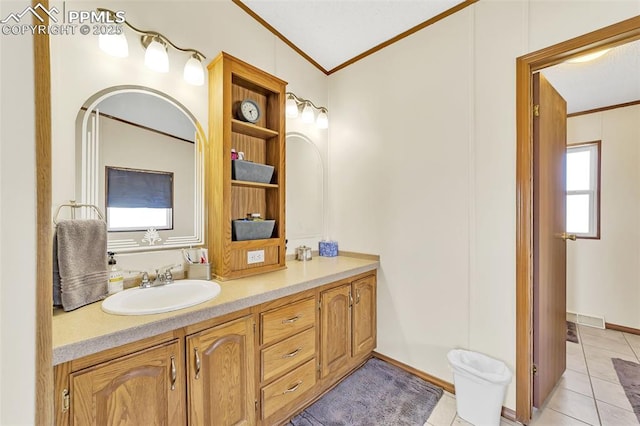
[320,284,351,378]
[70,339,185,426]
[186,316,255,426]
[352,275,377,358]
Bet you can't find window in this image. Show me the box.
[566,141,600,239]
[106,167,174,232]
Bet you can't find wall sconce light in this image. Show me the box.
[286,92,329,129]
[97,8,206,86]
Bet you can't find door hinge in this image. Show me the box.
[532,364,538,375]
[62,388,70,413]
[533,104,540,117]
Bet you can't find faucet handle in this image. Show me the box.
[154,269,170,286]
[140,271,151,288]
[164,268,174,283]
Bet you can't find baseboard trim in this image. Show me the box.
[372,351,517,422]
[606,322,640,335]
[372,351,455,394]
[501,406,517,422]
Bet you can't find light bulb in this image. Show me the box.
[144,39,169,73]
[316,110,328,129]
[301,103,314,123]
[98,33,128,58]
[183,55,204,86]
[566,49,611,63]
[286,96,299,118]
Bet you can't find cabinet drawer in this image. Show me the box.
[262,327,316,382]
[261,298,315,345]
[261,359,317,419]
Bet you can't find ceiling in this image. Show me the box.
[543,39,640,114]
[236,1,640,114]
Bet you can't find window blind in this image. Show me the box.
[106,167,173,209]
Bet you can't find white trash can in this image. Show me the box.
[447,349,512,426]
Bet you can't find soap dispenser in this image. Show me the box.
[107,251,124,294]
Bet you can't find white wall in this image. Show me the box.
[327,0,640,409]
[567,105,640,328]
[50,0,329,270]
[0,1,37,424]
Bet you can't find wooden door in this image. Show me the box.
[186,316,255,426]
[70,339,185,426]
[320,284,351,378]
[352,275,377,358]
[533,72,568,408]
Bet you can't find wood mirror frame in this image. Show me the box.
[515,16,640,424]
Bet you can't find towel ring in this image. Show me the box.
[53,201,105,225]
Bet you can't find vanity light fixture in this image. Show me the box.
[286,92,329,129]
[98,32,128,58]
[142,35,169,73]
[183,54,205,86]
[96,8,206,85]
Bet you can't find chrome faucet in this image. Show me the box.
[126,270,152,288]
[139,271,152,288]
[151,265,177,287]
[153,269,167,286]
[127,265,178,289]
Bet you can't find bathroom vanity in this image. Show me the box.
[53,255,378,425]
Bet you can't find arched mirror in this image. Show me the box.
[76,86,205,252]
[286,132,324,240]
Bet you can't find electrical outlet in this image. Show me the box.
[247,249,265,264]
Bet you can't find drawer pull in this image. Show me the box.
[356,289,361,304]
[283,381,303,394]
[170,356,177,391]
[282,347,302,359]
[194,347,201,380]
[282,315,301,324]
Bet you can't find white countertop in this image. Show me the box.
[53,255,379,365]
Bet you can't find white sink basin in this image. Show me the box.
[102,280,221,315]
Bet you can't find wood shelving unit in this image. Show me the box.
[208,52,287,280]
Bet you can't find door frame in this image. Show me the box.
[515,16,640,423]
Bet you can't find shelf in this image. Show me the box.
[231,180,278,189]
[209,52,286,280]
[230,238,281,249]
[232,119,279,139]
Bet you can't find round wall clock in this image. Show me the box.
[236,99,261,123]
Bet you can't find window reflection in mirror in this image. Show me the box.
[76,86,205,252]
[105,166,174,232]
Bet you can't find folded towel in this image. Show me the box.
[53,219,108,311]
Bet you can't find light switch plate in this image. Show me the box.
[247,249,265,264]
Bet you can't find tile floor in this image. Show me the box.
[424,324,640,426]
